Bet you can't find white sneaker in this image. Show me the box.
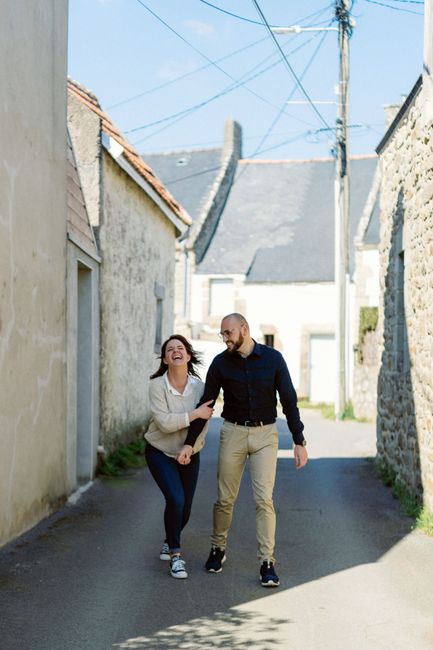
[169,555,188,579]
[159,542,170,561]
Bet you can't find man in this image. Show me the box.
[177,313,307,587]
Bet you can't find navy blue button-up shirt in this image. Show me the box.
[185,341,305,446]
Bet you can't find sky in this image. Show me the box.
[68,0,425,161]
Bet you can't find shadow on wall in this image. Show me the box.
[376,188,422,500]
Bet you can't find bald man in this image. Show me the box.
[177,313,307,587]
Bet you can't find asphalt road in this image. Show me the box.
[0,409,432,650]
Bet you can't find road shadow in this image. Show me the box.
[0,416,415,650]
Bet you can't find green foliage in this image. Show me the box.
[416,508,433,536]
[357,306,379,364]
[374,458,433,536]
[98,439,146,477]
[375,458,396,487]
[298,400,357,421]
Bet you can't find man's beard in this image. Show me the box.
[227,332,244,354]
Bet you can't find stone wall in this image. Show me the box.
[377,78,433,510]
[99,155,176,449]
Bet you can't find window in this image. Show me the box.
[209,278,234,316]
[394,219,408,373]
[264,334,274,348]
[154,282,165,353]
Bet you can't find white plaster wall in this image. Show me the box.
[99,155,176,448]
[0,1,68,546]
[242,283,338,391]
[191,276,357,402]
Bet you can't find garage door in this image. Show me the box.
[309,334,336,403]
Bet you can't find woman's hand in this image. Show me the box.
[176,444,193,465]
[189,400,214,422]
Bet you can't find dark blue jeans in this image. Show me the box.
[145,443,200,553]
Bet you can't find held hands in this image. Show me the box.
[294,444,308,470]
[176,444,193,465]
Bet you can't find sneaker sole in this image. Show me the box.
[261,579,280,587]
[170,572,188,579]
[206,554,226,573]
[160,553,171,561]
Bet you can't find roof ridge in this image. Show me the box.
[67,79,190,227]
[142,146,223,156]
[239,153,377,165]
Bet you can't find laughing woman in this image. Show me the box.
[144,335,213,579]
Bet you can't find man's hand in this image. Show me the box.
[176,444,193,465]
[294,444,308,469]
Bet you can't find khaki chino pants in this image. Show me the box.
[211,420,279,563]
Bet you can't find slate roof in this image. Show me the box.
[196,155,378,282]
[67,131,99,259]
[143,148,224,223]
[67,79,190,227]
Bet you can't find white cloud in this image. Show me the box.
[156,59,198,80]
[183,19,215,39]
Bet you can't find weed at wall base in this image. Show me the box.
[374,458,433,536]
[98,440,146,477]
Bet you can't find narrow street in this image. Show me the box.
[0,410,432,650]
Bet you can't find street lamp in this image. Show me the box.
[271,2,353,418]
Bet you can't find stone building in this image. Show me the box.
[67,80,190,451]
[0,1,69,546]
[375,0,433,510]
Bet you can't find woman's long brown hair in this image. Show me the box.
[150,334,203,379]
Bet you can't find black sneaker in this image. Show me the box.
[260,561,280,587]
[205,546,226,573]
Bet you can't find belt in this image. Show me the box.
[226,418,275,428]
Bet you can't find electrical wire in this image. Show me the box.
[385,0,423,4]
[250,0,333,131]
[247,29,331,162]
[129,32,325,144]
[198,0,335,28]
[133,0,306,117]
[362,0,423,14]
[108,2,334,111]
[106,36,269,110]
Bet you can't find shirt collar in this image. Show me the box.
[224,339,261,359]
[164,373,196,396]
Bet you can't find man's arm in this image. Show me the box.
[275,354,305,444]
[183,359,222,448]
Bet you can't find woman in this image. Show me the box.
[144,335,213,579]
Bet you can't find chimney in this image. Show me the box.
[222,118,242,162]
[383,102,404,128]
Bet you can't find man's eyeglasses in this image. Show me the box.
[219,328,237,340]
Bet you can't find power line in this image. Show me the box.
[362,0,423,14]
[108,3,336,111]
[198,0,335,27]
[247,29,330,161]
[386,0,424,4]
[133,0,307,117]
[129,32,325,143]
[250,0,333,131]
[107,36,269,110]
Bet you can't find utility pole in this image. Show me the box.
[334,0,352,419]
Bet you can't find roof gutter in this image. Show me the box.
[376,75,423,155]
[102,133,190,237]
